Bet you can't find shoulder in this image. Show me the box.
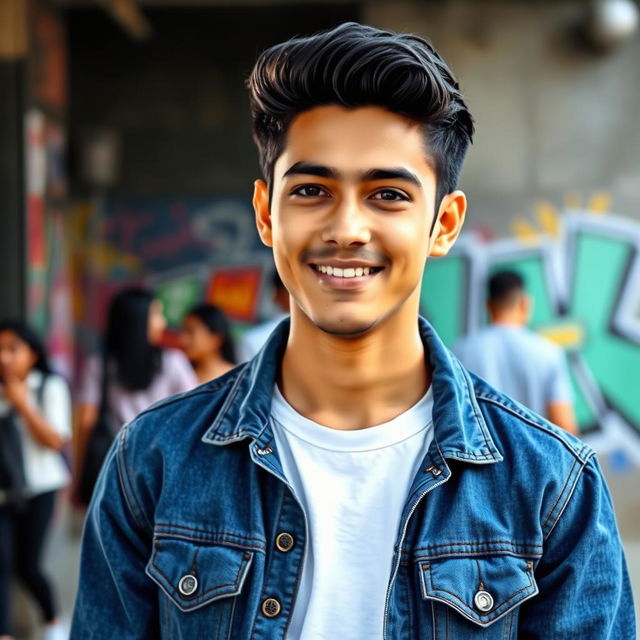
[122,363,245,453]
[113,364,247,522]
[464,370,595,539]
[471,370,589,462]
[453,326,494,350]
[30,370,69,401]
[42,372,70,395]
[519,329,564,359]
[161,348,190,366]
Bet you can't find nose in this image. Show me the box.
[321,197,371,247]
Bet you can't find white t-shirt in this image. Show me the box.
[0,370,72,500]
[270,385,434,640]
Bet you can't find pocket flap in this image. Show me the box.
[419,555,538,627]
[146,538,254,612]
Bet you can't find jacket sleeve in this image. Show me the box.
[71,427,160,638]
[519,455,635,638]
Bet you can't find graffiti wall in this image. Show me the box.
[422,210,640,466]
[71,195,274,361]
[24,1,74,379]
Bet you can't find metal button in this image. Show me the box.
[261,597,281,618]
[474,589,494,612]
[256,445,273,456]
[275,532,295,552]
[431,467,442,476]
[178,574,198,597]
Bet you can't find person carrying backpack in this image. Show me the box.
[0,320,71,640]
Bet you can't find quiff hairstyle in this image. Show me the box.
[248,22,474,205]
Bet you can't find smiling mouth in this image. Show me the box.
[311,264,385,278]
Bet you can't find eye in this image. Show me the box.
[369,189,410,202]
[290,184,330,198]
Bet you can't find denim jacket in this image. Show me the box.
[72,318,635,639]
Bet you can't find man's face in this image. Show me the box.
[254,105,464,337]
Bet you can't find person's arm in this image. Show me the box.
[545,349,577,434]
[73,356,102,481]
[546,401,577,434]
[2,376,65,450]
[518,456,635,638]
[71,427,160,638]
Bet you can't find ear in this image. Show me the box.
[253,179,273,247]
[428,190,467,257]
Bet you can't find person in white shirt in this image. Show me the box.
[0,321,71,640]
[237,271,290,362]
[454,270,576,433]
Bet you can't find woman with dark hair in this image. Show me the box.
[180,304,236,383]
[0,320,71,640]
[77,287,196,458]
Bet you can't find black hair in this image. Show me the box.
[0,320,52,374]
[248,22,474,207]
[488,271,525,305]
[186,304,236,365]
[105,287,162,391]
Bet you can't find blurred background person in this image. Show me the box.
[454,270,577,434]
[238,271,290,362]
[0,321,71,640]
[180,304,236,383]
[76,288,196,483]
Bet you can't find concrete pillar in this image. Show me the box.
[0,0,28,319]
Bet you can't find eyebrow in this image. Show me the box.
[283,162,338,179]
[282,162,422,188]
[361,167,421,187]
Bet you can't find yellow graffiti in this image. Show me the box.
[535,202,560,237]
[537,323,585,350]
[515,192,613,246]
[511,218,539,244]
[588,192,612,215]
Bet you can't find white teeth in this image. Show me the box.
[316,265,376,277]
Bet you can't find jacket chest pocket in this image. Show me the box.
[146,537,254,640]
[418,555,538,640]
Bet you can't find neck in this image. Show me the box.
[490,310,524,326]
[194,355,232,383]
[280,296,429,430]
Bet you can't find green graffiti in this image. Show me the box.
[421,215,640,440]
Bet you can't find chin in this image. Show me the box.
[311,314,379,338]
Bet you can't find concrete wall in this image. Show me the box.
[365,1,640,235]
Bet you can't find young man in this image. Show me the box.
[454,270,577,433]
[71,23,634,639]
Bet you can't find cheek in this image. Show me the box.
[14,349,35,375]
[383,219,431,269]
[272,220,307,278]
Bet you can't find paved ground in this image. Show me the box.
[12,461,640,639]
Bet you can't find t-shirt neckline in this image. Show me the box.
[270,384,433,453]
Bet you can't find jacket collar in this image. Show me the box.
[203,317,502,464]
